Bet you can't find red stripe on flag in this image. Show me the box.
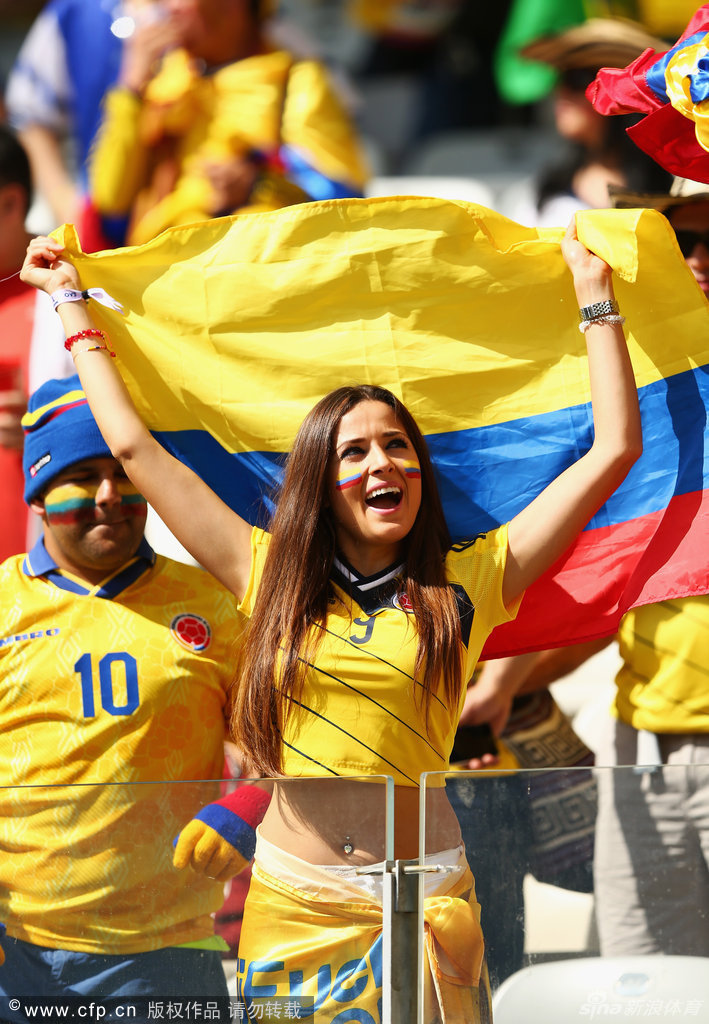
[483,489,709,659]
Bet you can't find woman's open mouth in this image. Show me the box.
[365,486,402,511]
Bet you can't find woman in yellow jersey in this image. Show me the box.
[21,225,641,1023]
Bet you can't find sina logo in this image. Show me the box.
[394,592,414,613]
[171,613,212,652]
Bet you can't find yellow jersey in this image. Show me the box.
[0,538,241,952]
[239,526,519,786]
[615,596,709,733]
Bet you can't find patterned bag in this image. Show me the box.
[501,690,596,893]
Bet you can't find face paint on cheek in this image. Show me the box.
[117,481,148,518]
[335,467,364,491]
[402,459,421,481]
[44,481,148,524]
[44,483,99,524]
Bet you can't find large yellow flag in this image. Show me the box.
[55,196,709,655]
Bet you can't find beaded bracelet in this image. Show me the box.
[72,344,115,358]
[65,328,116,357]
[64,328,104,352]
[578,314,626,334]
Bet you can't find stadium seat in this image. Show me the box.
[492,955,709,1023]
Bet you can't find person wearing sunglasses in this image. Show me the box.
[668,209,709,296]
[610,175,709,297]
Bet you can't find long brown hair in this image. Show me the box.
[230,385,464,775]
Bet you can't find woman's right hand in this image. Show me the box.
[20,236,81,296]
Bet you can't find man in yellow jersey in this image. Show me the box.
[0,375,268,1018]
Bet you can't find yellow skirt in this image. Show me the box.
[235,831,492,1023]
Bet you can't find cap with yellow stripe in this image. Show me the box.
[22,374,112,504]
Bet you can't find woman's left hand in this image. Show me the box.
[560,219,614,302]
[20,236,81,296]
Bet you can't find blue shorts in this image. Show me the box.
[0,936,228,1022]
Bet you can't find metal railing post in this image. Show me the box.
[389,859,420,1024]
[370,859,453,1023]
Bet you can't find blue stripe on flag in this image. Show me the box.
[153,364,709,541]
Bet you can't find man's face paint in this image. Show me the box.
[33,457,148,585]
[43,481,147,525]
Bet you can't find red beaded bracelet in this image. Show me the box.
[64,328,115,357]
[64,328,104,351]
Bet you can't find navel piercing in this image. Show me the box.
[343,836,354,855]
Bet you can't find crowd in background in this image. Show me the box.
[0,0,700,235]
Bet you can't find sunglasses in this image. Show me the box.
[673,229,709,258]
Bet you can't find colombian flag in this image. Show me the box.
[55,197,709,657]
[588,4,709,183]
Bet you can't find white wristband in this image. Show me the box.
[51,288,86,310]
[50,287,125,314]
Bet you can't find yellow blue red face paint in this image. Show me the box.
[335,468,364,491]
[335,458,420,491]
[43,482,147,524]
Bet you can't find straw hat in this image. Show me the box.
[520,17,667,72]
[608,176,709,211]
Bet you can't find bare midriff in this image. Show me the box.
[259,780,461,864]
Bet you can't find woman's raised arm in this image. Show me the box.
[502,219,643,609]
[21,236,254,600]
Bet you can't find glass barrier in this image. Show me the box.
[421,765,709,1024]
[0,775,393,1024]
[9,763,709,1023]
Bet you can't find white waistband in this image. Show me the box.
[254,827,467,904]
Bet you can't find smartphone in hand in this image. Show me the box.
[450,723,499,764]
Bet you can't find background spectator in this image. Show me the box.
[0,376,240,1010]
[4,0,158,233]
[0,124,71,563]
[87,0,369,247]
